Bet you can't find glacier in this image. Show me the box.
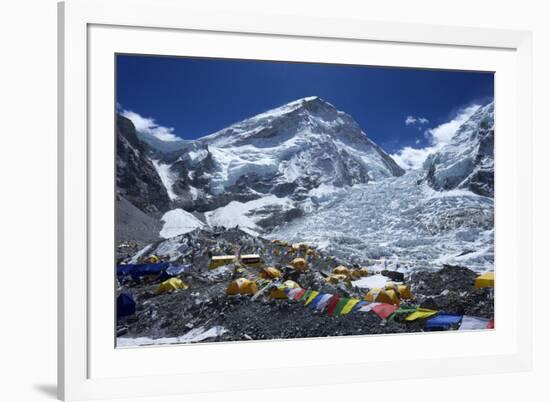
[269,169,494,273]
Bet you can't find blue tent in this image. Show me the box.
[425,313,463,331]
[117,293,136,318]
[116,263,170,279]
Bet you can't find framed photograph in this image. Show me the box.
[58,0,533,400]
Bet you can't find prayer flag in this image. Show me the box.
[405,308,438,321]
[286,288,302,299]
[425,314,463,331]
[326,296,341,316]
[315,294,333,312]
[352,301,368,312]
[372,303,398,320]
[358,302,381,313]
[308,293,325,309]
[333,297,350,316]
[304,291,320,306]
[459,316,491,330]
[292,289,306,301]
[299,289,312,302]
[340,299,360,315]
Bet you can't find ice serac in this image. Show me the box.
[165,97,403,215]
[423,102,494,197]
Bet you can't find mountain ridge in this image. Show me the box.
[422,102,494,197]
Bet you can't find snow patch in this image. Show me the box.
[151,159,178,200]
[352,274,392,289]
[160,209,205,238]
[116,326,227,347]
[205,195,293,235]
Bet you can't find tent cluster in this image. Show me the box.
[364,283,413,305]
[277,284,494,331]
[270,240,320,260]
[117,257,192,319]
[325,265,368,286]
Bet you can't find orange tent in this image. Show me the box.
[365,288,400,305]
[226,278,258,296]
[260,267,282,279]
[291,257,308,272]
[333,265,350,277]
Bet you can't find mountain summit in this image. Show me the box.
[164,97,404,207]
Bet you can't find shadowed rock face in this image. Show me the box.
[423,102,494,197]
[116,115,171,215]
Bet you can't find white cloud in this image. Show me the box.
[405,116,416,125]
[392,104,481,170]
[391,146,435,170]
[405,115,430,126]
[120,109,181,142]
[424,104,480,146]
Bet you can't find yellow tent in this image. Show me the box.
[209,255,237,270]
[269,280,300,299]
[291,243,309,252]
[240,254,262,267]
[156,278,188,294]
[333,265,350,277]
[385,283,413,300]
[291,257,308,272]
[351,267,369,279]
[405,308,438,321]
[325,274,349,285]
[475,272,494,289]
[144,255,160,264]
[260,267,282,279]
[226,278,258,296]
[325,274,352,288]
[365,288,400,305]
[397,284,413,299]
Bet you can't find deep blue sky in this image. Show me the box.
[116,54,493,153]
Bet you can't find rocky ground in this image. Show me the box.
[116,228,493,345]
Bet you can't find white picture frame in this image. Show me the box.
[58,0,533,400]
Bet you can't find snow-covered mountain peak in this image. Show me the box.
[175,97,404,195]
[196,96,352,148]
